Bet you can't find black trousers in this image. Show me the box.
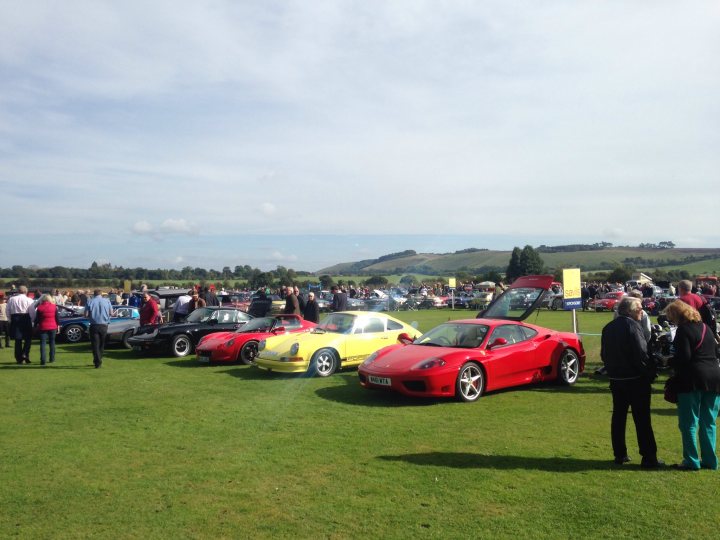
[0,320,10,347]
[10,314,32,362]
[89,324,108,367]
[610,378,657,461]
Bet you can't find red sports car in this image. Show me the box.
[358,275,585,402]
[195,314,316,364]
[588,291,626,312]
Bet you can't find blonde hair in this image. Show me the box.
[40,294,55,304]
[663,300,701,325]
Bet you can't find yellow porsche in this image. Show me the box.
[254,311,421,377]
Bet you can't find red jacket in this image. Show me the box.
[35,301,59,331]
[140,298,160,325]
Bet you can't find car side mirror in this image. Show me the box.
[272,326,286,334]
[487,337,507,350]
[398,332,414,345]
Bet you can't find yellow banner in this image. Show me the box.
[448,278,457,288]
[562,269,581,299]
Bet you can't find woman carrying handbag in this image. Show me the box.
[664,300,720,470]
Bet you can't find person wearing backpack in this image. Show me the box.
[664,300,720,471]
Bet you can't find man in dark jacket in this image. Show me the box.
[601,296,663,468]
[283,286,300,315]
[303,292,320,323]
[330,285,348,312]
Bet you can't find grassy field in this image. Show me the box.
[1,309,718,539]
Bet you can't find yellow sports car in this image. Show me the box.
[255,311,421,377]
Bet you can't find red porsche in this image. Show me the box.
[358,275,585,402]
[195,314,316,364]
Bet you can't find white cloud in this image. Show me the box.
[160,219,198,235]
[269,251,298,263]
[132,220,154,235]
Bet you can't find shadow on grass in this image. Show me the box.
[378,452,656,472]
[221,366,298,380]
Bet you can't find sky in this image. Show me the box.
[1,1,718,272]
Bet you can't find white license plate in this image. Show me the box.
[369,375,391,386]
[197,355,210,363]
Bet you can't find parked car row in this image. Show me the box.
[120,276,585,404]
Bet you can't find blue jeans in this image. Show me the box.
[677,391,720,470]
[39,330,57,365]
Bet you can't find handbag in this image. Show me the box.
[664,376,679,404]
[665,324,707,404]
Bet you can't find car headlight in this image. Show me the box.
[362,351,380,367]
[290,342,300,356]
[412,357,446,370]
[258,339,266,351]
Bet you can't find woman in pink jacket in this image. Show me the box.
[35,294,60,365]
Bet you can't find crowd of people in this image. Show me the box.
[599,279,720,471]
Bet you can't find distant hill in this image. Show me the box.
[318,247,720,276]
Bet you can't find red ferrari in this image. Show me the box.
[195,314,316,364]
[358,275,585,402]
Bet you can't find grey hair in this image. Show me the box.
[678,280,692,294]
[617,296,642,317]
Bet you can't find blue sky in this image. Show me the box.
[2,1,718,272]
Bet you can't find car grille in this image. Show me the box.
[402,381,426,392]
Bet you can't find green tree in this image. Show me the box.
[506,247,523,281]
[519,245,544,276]
[364,275,388,287]
[607,266,632,283]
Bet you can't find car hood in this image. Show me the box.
[198,331,238,347]
[368,344,467,373]
[261,329,348,355]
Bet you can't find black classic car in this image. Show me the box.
[127,306,253,357]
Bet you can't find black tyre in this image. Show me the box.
[64,324,84,343]
[171,334,193,358]
[455,362,484,402]
[551,298,562,311]
[239,340,259,365]
[558,349,580,385]
[309,348,338,377]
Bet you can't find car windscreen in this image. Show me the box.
[186,308,214,323]
[316,313,355,334]
[482,287,546,320]
[415,323,489,348]
[239,317,274,332]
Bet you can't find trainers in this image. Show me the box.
[614,456,631,465]
[641,459,665,469]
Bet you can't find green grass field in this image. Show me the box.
[1,309,718,538]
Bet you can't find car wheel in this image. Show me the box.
[309,348,338,377]
[121,330,134,349]
[551,298,561,311]
[239,340,258,365]
[171,334,193,358]
[455,362,484,402]
[64,324,84,343]
[558,349,580,385]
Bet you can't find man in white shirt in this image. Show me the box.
[172,291,193,322]
[6,286,35,364]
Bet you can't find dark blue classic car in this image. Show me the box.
[60,305,141,348]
